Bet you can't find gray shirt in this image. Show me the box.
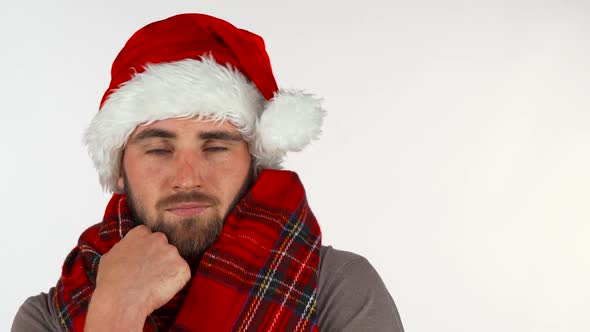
[12,246,404,331]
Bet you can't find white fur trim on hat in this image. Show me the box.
[84,55,325,193]
[254,90,325,168]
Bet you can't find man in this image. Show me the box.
[12,13,404,331]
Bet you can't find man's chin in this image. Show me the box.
[149,212,224,259]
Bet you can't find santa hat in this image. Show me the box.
[84,13,325,193]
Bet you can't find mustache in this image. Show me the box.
[156,191,220,210]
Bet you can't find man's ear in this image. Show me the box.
[117,173,125,192]
[117,152,126,191]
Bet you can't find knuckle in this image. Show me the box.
[130,225,150,236]
[151,232,169,243]
[165,245,181,258]
[182,262,191,275]
[177,262,191,280]
[137,225,151,233]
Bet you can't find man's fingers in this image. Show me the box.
[126,225,151,238]
[150,231,169,244]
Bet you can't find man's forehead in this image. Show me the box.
[130,116,241,138]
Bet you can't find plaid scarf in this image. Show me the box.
[54,170,321,331]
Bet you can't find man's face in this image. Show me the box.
[118,117,253,259]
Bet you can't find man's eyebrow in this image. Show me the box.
[199,130,243,141]
[129,129,176,143]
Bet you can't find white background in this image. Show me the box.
[1,1,589,331]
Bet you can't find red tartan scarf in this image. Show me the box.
[54,170,321,331]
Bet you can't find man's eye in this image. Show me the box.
[146,149,172,155]
[204,147,228,152]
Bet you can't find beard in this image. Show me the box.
[123,168,254,260]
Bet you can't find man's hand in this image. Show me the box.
[84,225,191,332]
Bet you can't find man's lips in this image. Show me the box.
[165,203,210,217]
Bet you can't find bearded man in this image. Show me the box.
[12,13,404,332]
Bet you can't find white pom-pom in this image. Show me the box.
[257,90,325,154]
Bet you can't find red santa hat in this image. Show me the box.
[84,13,325,193]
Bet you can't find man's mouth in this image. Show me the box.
[165,203,211,217]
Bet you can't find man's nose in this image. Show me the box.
[171,150,204,191]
